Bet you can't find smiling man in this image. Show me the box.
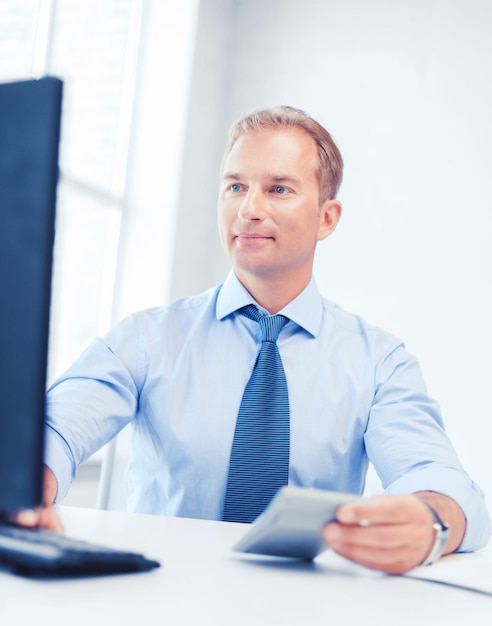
[22,106,490,573]
[219,126,341,312]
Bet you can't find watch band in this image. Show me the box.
[420,502,451,566]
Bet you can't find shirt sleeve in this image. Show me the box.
[364,341,491,552]
[44,321,141,501]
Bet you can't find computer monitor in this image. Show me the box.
[0,77,62,513]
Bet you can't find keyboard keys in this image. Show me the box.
[0,523,160,577]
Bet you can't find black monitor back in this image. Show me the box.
[0,77,62,511]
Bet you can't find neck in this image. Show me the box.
[235,268,311,314]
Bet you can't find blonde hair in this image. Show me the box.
[225,105,343,201]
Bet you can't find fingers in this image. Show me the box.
[1,467,63,533]
[38,506,65,532]
[13,465,64,532]
[14,509,40,527]
[11,506,64,533]
[323,521,424,573]
[323,495,435,574]
[336,494,432,527]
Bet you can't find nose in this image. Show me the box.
[237,187,265,221]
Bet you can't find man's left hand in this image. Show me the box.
[323,492,465,574]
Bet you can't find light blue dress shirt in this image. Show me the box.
[45,271,491,551]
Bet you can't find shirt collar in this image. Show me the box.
[216,270,323,338]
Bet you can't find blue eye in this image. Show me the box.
[230,183,241,192]
[274,186,288,195]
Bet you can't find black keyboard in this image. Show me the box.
[0,523,160,577]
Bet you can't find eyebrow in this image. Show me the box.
[222,172,303,186]
[270,175,302,186]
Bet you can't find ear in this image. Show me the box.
[316,199,342,241]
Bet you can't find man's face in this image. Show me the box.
[218,128,337,286]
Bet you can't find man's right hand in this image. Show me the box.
[11,465,63,532]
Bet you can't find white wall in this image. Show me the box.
[173,0,492,503]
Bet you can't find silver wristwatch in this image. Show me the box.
[421,503,450,566]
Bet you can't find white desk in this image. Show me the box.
[0,506,490,625]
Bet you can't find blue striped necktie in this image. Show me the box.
[222,304,290,523]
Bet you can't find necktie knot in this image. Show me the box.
[239,304,288,343]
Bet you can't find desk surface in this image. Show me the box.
[0,506,490,625]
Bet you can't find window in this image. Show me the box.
[0,0,198,382]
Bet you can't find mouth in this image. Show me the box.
[234,233,274,243]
